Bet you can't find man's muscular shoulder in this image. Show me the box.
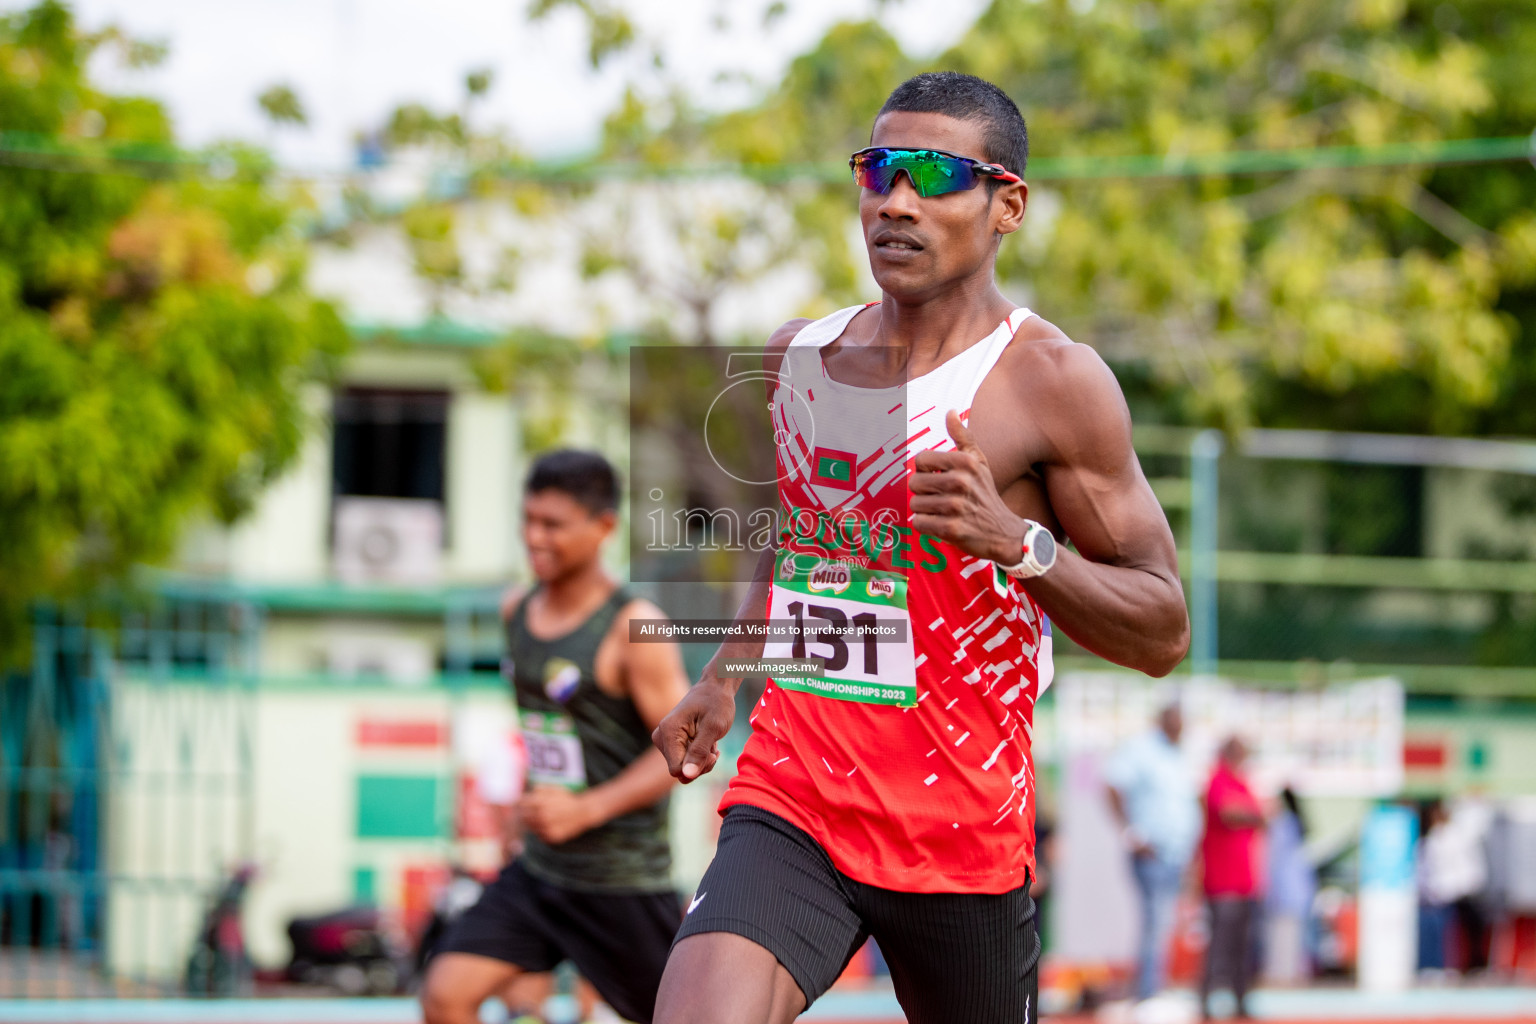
[768,317,813,351]
[607,596,668,649]
[1001,314,1104,390]
[766,317,811,363]
[980,315,1133,472]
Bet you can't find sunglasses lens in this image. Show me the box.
[852,157,897,192]
[852,150,979,197]
[912,155,977,196]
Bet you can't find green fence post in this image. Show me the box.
[1190,430,1223,678]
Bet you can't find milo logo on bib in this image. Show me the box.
[807,562,851,595]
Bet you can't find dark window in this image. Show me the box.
[332,388,449,501]
[1324,464,1424,558]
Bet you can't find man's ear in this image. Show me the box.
[994,180,1028,237]
[596,508,619,537]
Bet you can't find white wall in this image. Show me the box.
[225,387,334,584]
[447,392,520,582]
[245,691,358,967]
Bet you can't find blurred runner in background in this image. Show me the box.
[1105,700,1199,1002]
[422,450,691,1024]
[473,729,557,1020]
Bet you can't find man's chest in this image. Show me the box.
[965,378,1056,526]
[517,607,627,699]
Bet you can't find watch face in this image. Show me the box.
[1033,528,1057,567]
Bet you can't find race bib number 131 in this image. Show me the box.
[764,551,916,707]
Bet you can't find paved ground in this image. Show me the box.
[0,988,1535,1024]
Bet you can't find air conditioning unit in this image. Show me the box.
[333,497,443,585]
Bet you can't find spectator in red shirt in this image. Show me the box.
[1200,737,1266,1020]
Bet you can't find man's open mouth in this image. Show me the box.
[874,234,924,253]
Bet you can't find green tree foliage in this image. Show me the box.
[0,2,348,656]
[256,83,307,128]
[706,21,912,311]
[527,0,637,69]
[558,0,1536,433]
[942,0,1536,432]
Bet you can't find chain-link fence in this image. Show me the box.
[1045,428,1536,693]
[0,601,258,996]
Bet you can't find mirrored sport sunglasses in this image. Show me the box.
[849,146,1023,197]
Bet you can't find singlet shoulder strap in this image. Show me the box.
[967,307,1034,386]
[564,584,634,651]
[506,584,631,645]
[507,584,537,636]
[596,585,635,630]
[786,303,869,349]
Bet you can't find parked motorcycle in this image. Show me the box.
[184,862,257,996]
[285,904,409,995]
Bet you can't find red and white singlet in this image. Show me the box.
[720,303,1055,895]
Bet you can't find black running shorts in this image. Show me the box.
[674,805,1041,1024]
[438,859,681,1024]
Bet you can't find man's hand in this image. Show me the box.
[491,803,524,863]
[652,678,737,783]
[910,409,1025,565]
[518,786,598,845]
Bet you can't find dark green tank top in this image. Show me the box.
[506,585,672,893]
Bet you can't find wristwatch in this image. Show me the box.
[999,519,1058,579]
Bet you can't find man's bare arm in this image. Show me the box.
[575,600,692,822]
[1105,785,1130,828]
[651,547,774,782]
[1105,785,1155,858]
[1024,345,1189,675]
[910,344,1188,676]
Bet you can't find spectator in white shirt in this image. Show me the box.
[1105,702,1201,1001]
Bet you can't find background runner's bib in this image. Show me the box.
[764,551,916,706]
[520,709,587,789]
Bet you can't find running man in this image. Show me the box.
[651,72,1190,1024]
[422,450,691,1024]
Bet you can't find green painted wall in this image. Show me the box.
[355,774,446,838]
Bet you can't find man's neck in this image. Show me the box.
[538,560,615,614]
[873,273,1016,372]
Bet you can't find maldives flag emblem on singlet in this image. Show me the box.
[810,447,857,490]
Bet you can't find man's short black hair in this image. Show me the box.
[525,449,619,515]
[876,72,1029,180]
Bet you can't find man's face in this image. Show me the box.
[521,489,614,582]
[1158,705,1183,745]
[859,111,1027,301]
